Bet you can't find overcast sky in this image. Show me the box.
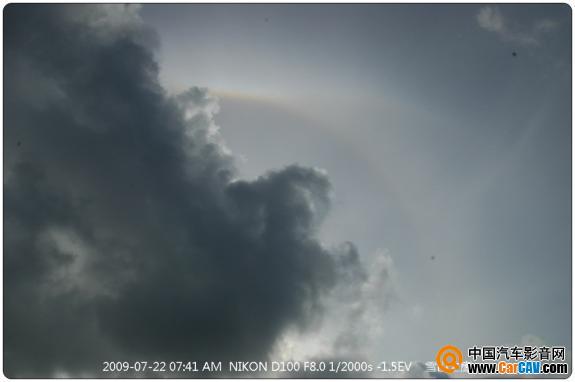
[4,4,571,378]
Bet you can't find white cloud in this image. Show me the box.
[477,6,505,33]
[477,6,559,46]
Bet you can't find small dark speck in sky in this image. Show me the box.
[17,141,21,147]
[430,256,435,261]
[512,51,517,57]
[264,17,269,22]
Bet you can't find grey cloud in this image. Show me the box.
[4,4,366,377]
[328,249,397,359]
[268,246,399,375]
[477,6,560,46]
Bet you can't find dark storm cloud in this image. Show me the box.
[4,4,364,377]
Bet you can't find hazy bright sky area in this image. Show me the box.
[142,4,571,361]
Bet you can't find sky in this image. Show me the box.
[4,3,572,378]
[142,2,571,358]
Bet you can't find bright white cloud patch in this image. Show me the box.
[477,6,559,45]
